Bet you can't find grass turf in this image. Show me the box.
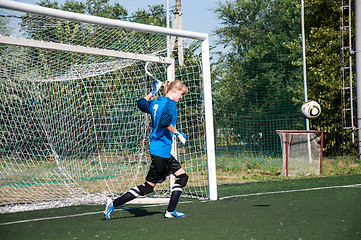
[1,174,360,240]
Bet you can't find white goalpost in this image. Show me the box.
[0,0,217,213]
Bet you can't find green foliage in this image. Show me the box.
[213,0,303,117]
[211,0,307,158]
[86,0,127,19]
[306,12,341,119]
[304,0,356,155]
[0,13,10,36]
[20,0,167,72]
[130,5,166,26]
[213,0,356,156]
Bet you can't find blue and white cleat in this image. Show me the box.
[164,209,186,218]
[103,197,114,220]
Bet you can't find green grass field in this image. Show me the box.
[1,174,360,240]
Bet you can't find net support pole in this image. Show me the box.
[301,0,310,131]
[286,132,289,176]
[201,37,217,200]
[301,0,312,163]
[355,0,361,159]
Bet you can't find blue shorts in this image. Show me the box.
[145,155,182,184]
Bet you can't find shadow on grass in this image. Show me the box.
[104,206,162,220]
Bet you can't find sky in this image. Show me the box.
[110,0,225,46]
[114,0,227,53]
[116,0,227,56]
[181,0,225,51]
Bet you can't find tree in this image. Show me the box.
[304,0,357,155]
[212,0,304,154]
[213,0,356,155]
[304,0,341,119]
[213,0,303,118]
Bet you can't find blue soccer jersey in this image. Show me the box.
[137,96,177,158]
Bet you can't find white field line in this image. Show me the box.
[218,183,361,200]
[1,184,360,226]
[0,202,191,226]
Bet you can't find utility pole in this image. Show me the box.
[169,0,183,65]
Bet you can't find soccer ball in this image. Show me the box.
[301,100,321,119]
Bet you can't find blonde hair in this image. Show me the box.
[164,80,188,96]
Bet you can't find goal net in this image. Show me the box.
[277,130,323,176]
[0,1,216,213]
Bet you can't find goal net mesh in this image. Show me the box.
[277,130,323,176]
[0,6,209,213]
